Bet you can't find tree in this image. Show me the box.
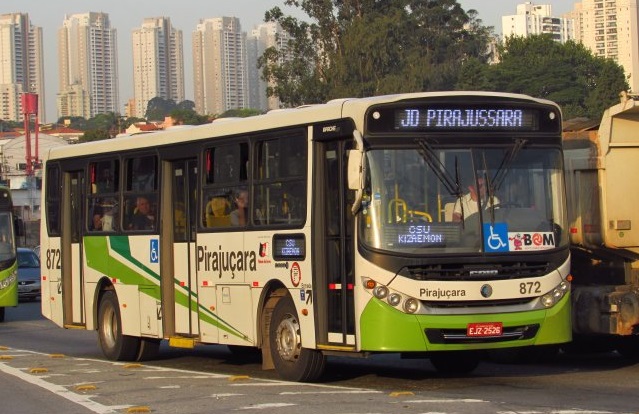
[218,108,263,118]
[260,0,492,107]
[79,129,110,143]
[145,97,177,121]
[474,35,629,120]
[168,108,210,125]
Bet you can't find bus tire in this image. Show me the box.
[136,338,161,361]
[98,290,140,361]
[269,295,325,382]
[0,307,4,322]
[430,351,480,374]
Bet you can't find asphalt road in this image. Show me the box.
[1,302,638,414]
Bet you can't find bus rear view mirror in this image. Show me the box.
[347,149,363,191]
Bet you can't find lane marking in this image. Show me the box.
[238,403,297,410]
[407,399,488,403]
[0,362,130,414]
[280,390,381,395]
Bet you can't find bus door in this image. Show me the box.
[313,137,355,348]
[61,170,85,326]
[161,159,199,338]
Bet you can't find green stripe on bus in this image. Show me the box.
[84,236,249,341]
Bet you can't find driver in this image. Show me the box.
[452,177,499,222]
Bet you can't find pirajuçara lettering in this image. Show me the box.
[400,108,524,129]
[425,109,523,128]
[197,245,257,278]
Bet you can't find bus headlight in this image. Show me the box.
[541,280,570,308]
[373,285,389,299]
[363,277,422,314]
[403,298,420,314]
[388,293,402,307]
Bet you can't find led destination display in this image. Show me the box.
[366,102,561,134]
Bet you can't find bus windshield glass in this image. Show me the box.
[0,211,16,263]
[359,144,568,255]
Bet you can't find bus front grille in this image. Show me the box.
[407,262,550,281]
[425,324,539,344]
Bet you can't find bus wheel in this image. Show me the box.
[430,351,480,374]
[269,295,325,382]
[0,307,5,322]
[136,338,160,361]
[98,291,140,361]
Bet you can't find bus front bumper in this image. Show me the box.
[359,293,571,352]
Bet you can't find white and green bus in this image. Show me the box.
[0,186,17,322]
[40,92,571,381]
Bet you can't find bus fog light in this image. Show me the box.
[373,285,389,299]
[388,293,402,307]
[403,298,419,314]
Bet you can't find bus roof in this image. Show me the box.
[42,91,557,161]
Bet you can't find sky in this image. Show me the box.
[2,0,577,123]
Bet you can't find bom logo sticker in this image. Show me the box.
[508,232,555,251]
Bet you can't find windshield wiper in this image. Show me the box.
[491,138,527,192]
[416,139,463,198]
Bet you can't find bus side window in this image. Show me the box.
[129,156,157,192]
[125,194,157,231]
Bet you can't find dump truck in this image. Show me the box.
[563,92,639,356]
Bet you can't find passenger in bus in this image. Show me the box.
[452,177,499,222]
[129,196,155,230]
[230,189,249,226]
[205,195,231,227]
[91,209,103,231]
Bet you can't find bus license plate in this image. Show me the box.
[467,322,503,337]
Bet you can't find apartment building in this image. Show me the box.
[577,0,639,92]
[0,13,45,122]
[193,17,248,116]
[57,12,119,119]
[502,2,575,42]
[132,17,185,119]
[246,22,293,112]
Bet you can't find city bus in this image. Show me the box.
[40,92,571,381]
[0,186,17,322]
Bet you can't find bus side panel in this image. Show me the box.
[216,285,255,346]
[85,235,162,336]
[41,239,64,328]
[113,283,141,337]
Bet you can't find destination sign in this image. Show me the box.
[366,102,560,134]
[395,107,539,131]
[273,233,306,261]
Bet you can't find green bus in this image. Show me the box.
[40,92,571,381]
[0,186,17,322]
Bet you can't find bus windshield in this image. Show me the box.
[359,144,568,255]
[0,211,16,263]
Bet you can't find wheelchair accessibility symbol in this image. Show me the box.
[150,239,159,263]
[483,223,509,252]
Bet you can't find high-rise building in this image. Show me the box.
[193,17,248,116]
[502,2,575,43]
[246,22,293,111]
[58,12,119,119]
[132,17,185,119]
[576,0,639,92]
[0,13,45,122]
